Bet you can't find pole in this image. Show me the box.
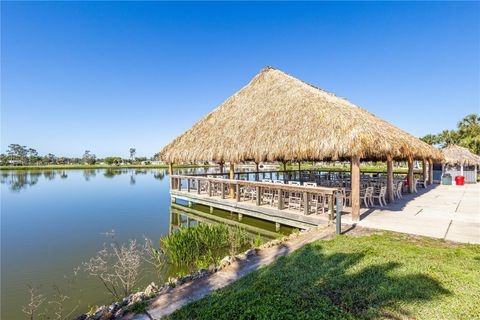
[351,156,361,221]
[408,156,414,193]
[386,155,394,203]
[336,191,342,234]
[229,163,235,199]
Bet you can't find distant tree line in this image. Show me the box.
[0,145,156,166]
[420,114,480,155]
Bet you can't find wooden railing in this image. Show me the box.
[170,174,341,218]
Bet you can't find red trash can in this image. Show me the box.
[455,176,465,185]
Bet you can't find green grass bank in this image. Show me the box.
[168,232,480,319]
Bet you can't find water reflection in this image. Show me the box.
[83,169,97,181]
[1,168,294,319]
[0,168,173,192]
[0,166,250,193]
[0,171,41,192]
[169,203,292,239]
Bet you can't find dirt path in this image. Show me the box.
[130,226,335,319]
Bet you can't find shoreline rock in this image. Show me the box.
[75,227,317,319]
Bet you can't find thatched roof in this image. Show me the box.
[160,67,442,163]
[442,144,480,166]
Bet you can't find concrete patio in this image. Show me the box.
[343,183,480,244]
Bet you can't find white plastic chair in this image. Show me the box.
[371,186,387,207]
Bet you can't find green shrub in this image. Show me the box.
[161,224,230,272]
[125,300,148,314]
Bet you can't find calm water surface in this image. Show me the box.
[1,168,291,319]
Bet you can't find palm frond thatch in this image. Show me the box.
[442,144,480,166]
[160,67,443,163]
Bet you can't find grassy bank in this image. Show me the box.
[0,164,210,170]
[168,232,480,319]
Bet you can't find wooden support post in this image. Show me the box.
[255,162,259,181]
[256,186,261,206]
[335,191,342,234]
[422,159,427,184]
[238,213,243,221]
[236,184,240,202]
[303,192,309,215]
[428,159,433,185]
[187,178,190,192]
[197,179,201,194]
[298,162,301,183]
[219,162,224,174]
[208,181,212,197]
[351,155,361,221]
[188,201,192,208]
[282,160,287,182]
[408,156,414,193]
[221,182,225,199]
[209,206,213,213]
[275,222,280,232]
[328,194,334,219]
[168,163,173,188]
[229,163,235,199]
[277,190,284,210]
[177,178,182,191]
[386,155,394,203]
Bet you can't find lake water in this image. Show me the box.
[1,168,292,319]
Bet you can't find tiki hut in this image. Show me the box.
[439,145,480,183]
[160,66,442,219]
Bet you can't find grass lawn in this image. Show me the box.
[168,232,480,319]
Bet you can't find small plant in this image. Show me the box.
[254,234,263,247]
[229,226,251,255]
[22,285,47,320]
[83,239,142,300]
[161,224,230,272]
[124,300,149,314]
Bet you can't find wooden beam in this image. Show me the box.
[428,159,433,185]
[236,184,240,202]
[422,159,427,183]
[168,163,174,188]
[229,163,235,199]
[386,155,394,203]
[277,190,284,210]
[256,186,261,206]
[255,162,259,181]
[408,156,414,193]
[219,162,224,174]
[351,155,361,221]
[303,192,309,215]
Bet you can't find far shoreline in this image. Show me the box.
[0,164,211,170]
[1,164,418,174]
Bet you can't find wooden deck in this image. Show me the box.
[170,174,340,229]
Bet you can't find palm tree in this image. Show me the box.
[457,114,479,129]
[457,114,480,155]
[438,130,460,147]
[420,134,438,145]
[129,148,136,162]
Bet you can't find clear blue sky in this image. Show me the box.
[1,2,479,158]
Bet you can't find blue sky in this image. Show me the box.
[1,2,479,158]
